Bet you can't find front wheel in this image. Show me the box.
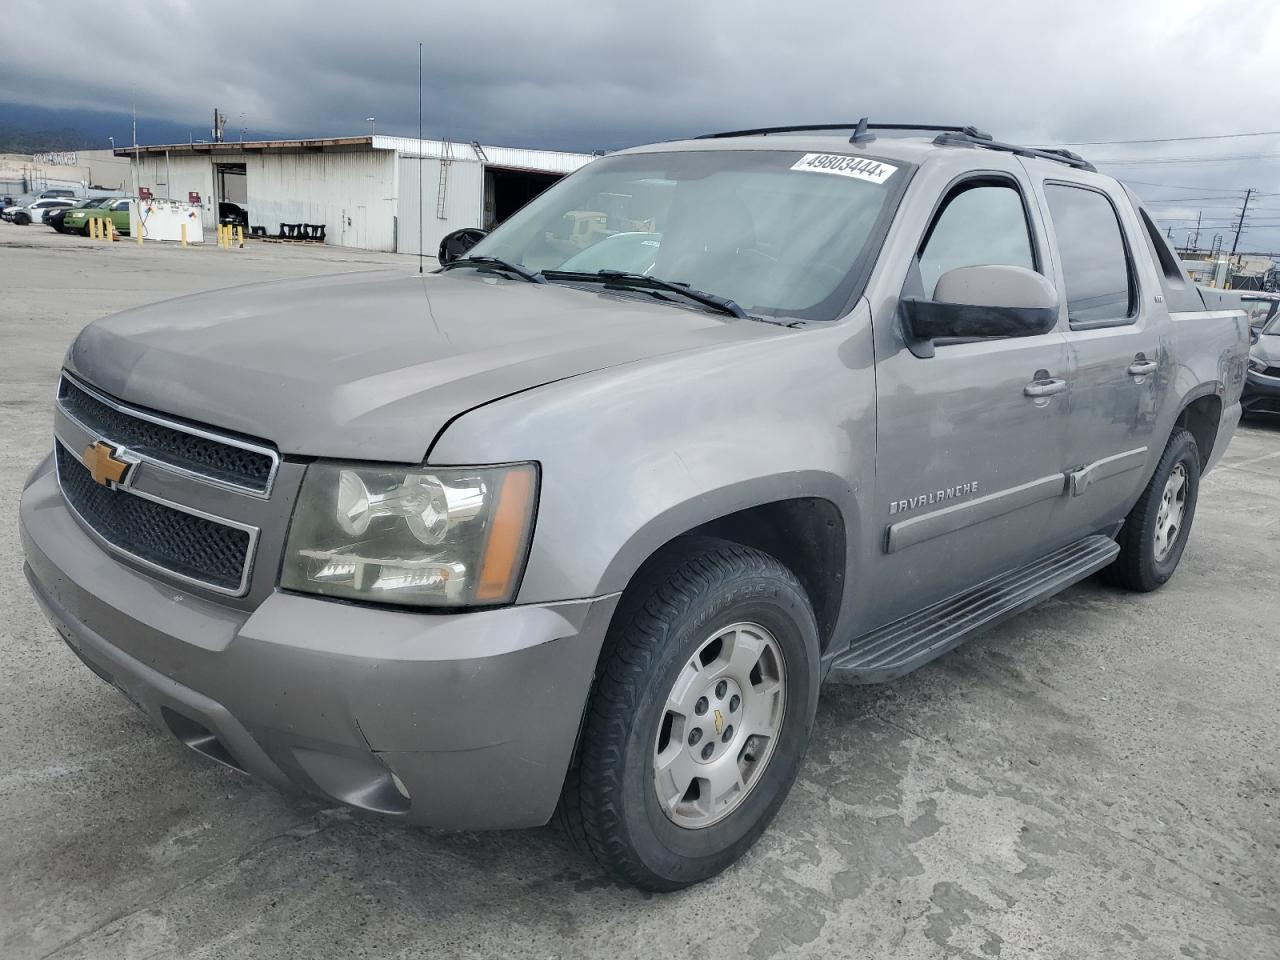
[1105,427,1201,591]
[559,538,820,891]
[13,213,29,225]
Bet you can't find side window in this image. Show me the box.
[1044,184,1135,326]
[917,182,1036,299]
[113,200,129,211]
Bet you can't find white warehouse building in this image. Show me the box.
[118,135,595,253]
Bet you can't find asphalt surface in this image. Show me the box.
[1,225,1277,960]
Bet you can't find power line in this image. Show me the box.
[1119,178,1251,193]
[1043,129,1280,146]
[1094,153,1280,165]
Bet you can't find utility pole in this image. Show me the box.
[1193,210,1201,251]
[1230,188,1253,258]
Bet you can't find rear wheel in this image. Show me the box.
[13,212,30,225]
[1105,428,1201,591]
[559,538,820,891]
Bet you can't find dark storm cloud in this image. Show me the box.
[7,0,1280,249]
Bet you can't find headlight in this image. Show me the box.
[1248,356,1268,374]
[281,461,538,607]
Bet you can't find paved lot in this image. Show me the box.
[1,224,1277,959]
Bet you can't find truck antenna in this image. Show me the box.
[418,41,424,275]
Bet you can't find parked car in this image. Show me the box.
[37,188,79,200]
[48,198,112,233]
[1239,293,1280,343]
[20,122,1248,891]
[1244,308,1280,417]
[66,197,132,235]
[8,197,75,225]
[218,201,248,227]
[38,199,76,223]
[1,196,34,221]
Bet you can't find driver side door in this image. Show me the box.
[865,168,1072,627]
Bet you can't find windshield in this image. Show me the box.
[1263,310,1280,335]
[466,149,909,320]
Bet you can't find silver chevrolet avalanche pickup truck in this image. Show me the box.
[20,122,1249,890]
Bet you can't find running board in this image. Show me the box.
[826,535,1119,684]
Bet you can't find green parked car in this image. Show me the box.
[64,197,132,236]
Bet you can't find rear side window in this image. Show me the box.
[918,183,1035,298]
[1044,184,1135,326]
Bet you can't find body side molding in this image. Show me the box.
[884,473,1067,554]
[1068,446,1148,497]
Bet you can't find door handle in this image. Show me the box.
[1024,376,1067,398]
[1128,359,1158,376]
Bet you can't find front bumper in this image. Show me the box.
[1243,370,1280,416]
[20,456,618,829]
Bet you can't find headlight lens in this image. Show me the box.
[1248,355,1268,374]
[281,461,538,607]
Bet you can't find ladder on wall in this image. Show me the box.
[436,140,452,220]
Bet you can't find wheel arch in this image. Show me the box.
[598,478,856,655]
[1172,384,1223,469]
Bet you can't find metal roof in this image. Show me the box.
[114,135,594,174]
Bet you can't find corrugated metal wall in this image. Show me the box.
[246,151,398,251]
[132,154,217,229]
[396,154,485,257]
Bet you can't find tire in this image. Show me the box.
[1105,427,1201,592]
[559,537,820,891]
[14,213,29,225]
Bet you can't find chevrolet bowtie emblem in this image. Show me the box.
[713,709,724,735]
[83,441,134,488]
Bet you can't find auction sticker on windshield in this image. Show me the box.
[791,154,898,184]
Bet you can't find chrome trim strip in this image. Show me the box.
[54,436,259,597]
[1068,446,1148,497]
[885,473,1068,554]
[58,372,280,499]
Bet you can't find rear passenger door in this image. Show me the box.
[1029,174,1171,536]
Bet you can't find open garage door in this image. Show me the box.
[483,167,563,231]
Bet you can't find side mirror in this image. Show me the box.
[902,265,1059,358]
[437,227,487,265]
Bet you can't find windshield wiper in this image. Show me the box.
[440,256,545,284]
[542,269,747,319]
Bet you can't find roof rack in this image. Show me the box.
[931,130,1096,172]
[697,120,992,142]
[695,118,1096,172]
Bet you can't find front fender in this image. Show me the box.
[427,310,878,628]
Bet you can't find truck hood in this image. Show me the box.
[67,269,773,461]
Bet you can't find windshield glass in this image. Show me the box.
[1263,309,1280,335]
[466,149,909,320]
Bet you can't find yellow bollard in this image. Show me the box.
[237,225,244,248]
[89,217,98,240]
[180,223,188,247]
[135,220,143,246]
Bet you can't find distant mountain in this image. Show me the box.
[0,102,287,152]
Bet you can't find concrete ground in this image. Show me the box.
[1,224,1277,960]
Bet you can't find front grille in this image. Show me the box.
[58,376,276,494]
[1265,366,1280,379]
[56,444,252,593]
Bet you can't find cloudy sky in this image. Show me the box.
[6,0,1280,252]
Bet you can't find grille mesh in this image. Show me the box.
[58,378,274,492]
[57,444,251,592]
